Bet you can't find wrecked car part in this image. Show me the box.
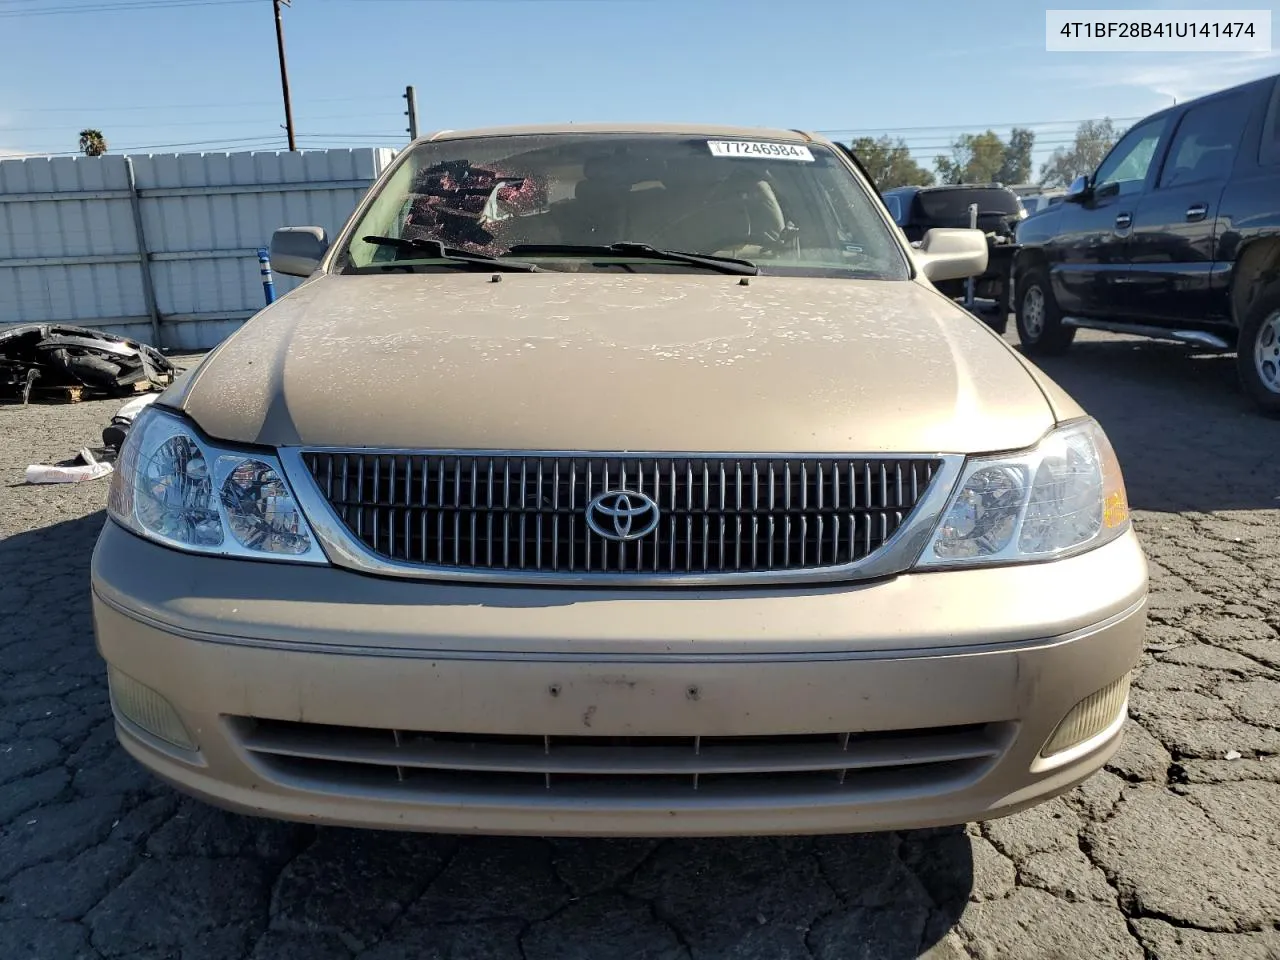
[0,324,177,401]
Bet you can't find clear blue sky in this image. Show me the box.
[2,0,1279,178]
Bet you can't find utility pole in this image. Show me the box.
[272,0,297,151]
[404,85,418,141]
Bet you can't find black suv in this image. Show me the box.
[1013,72,1280,416]
[882,184,1023,327]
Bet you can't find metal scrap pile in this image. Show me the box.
[0,323,177,403]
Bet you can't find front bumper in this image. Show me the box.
[91,521,1147,836]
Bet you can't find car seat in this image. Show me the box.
[644,169,787,256]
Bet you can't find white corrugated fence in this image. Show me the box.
[0,147,397,350]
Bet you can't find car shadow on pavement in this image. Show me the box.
[0,509,106,650]
[1021,338,1280,513]
[2,511,977,958]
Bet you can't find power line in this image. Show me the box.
[313,0,645,3]
[3,139,286,158]
[894,137,1103,152]
[3,115,408,133]
[0,0,258,17]
[815,115,1142,136]
[8,130,404,152]
[90,135,288,149]
[7,124,1113,149]
[0,0,623,11]
[0,136,1093,162]
[11,134,1095,156]
[6,97,390,114]
[3,107,1132,159]
[0,136,1107,164]
[3,139,404,159]
[4,130,417,155]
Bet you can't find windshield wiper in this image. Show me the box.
[507,242,758,276]
[360,236,541,272]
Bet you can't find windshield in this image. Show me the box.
[340,133,910,280]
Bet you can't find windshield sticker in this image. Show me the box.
[707,140,814,162]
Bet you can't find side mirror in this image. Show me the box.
[1064,175,1091,203]
[269,226,329,278]
[915,228,988,283]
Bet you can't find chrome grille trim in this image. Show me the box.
[234,718,1011,800]
[279,448,966,586]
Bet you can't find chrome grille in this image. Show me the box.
[234,718,1009,801]
[299,452,943,578]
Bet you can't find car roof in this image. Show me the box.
[883,184,1014,195]
[1139,71,1277,124]
[916,184,1014,192]
[411,122,833,146]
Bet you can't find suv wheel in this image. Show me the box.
[1237,282,1280,417]
[1015,266,1075,355]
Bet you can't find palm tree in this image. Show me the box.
[78,129,108,157]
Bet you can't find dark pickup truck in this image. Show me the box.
[882,184,1023,329]
[1013,72,1280,416]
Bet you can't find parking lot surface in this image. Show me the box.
[2,332,1279,960]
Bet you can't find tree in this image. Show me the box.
[997,127,1036,185]
[1038,118,1119,187]
[933,127,1038,186]
[934,130,1008,184]
[848,135,934,189]
[78,129,108,157]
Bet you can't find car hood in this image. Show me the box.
[173,273,1057,454]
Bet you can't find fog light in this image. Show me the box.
[1040,674,1130,758]
[108,666,197,751]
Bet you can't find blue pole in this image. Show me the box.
[258,247,276,305]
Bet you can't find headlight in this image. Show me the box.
[916,419,1130,568]
[107,406,327,564]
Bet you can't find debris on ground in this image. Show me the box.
[0,323,178,403]
[20,389,154,484]
[25,447,114,484]
[1225,750,1243,761]
[103,393,159,453]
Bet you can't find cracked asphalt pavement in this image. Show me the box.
[2,332,1279,960]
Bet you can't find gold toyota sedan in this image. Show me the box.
[91,124,1147,836]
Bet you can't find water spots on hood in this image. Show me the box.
[181,270,1054,453]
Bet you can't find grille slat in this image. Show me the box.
[236,717,1008,801]
[239,721,1004,775]
[302,453,942,579]
[388,460,397,559]
[355,456,365,539]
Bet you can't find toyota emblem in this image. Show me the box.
[585,489,661,542]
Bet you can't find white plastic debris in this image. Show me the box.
[115,392,159,421]
[25,462,113,484]
[103,392,159,453]
[25,447,113,484]
[1225,750,1243,761]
